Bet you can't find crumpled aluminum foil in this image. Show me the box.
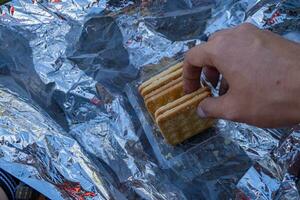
[0,0,299,199]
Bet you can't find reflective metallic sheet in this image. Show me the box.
[0,0,299,199]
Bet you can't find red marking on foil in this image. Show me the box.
[90,96,102,105]
[266,10,281,25]
[51,0,61,3]
[57,182,96,200]
[10,5,14,15]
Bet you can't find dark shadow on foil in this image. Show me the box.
[107,0,140,7]
[65,14,157,159]
[144,2,213,41]
[64,16,168,199]
[168,135,252,199]
[67,16,138,93]
[0,25,69,130]
[86,154,141,199]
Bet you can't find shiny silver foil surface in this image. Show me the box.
[0,0,299,199]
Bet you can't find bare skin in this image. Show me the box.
[183,23,300,128]
[0,187,8,200]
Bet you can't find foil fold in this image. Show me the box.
[0,0,299,199]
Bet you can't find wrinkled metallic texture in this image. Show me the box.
[0,0,299,199]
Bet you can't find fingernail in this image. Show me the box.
[197,107,206,118]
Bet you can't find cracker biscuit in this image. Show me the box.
[144,77,182,101]
[140,67,183,97]
[154,87,208,119]
[138,62,183,93]
[139,62,213,145]
[156,90,214,145]
[145,79,184,118]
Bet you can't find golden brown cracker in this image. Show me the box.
[145,80,184,118]
[138,62,183,93]
[154,87,209,119]
[140,67,183,97]
[144,77,182,101]
[156,91,214,145]
[138,61,213,145]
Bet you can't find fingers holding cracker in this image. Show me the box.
[139,61,214,145]
[183,43,215,94]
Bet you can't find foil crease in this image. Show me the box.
[0,0,299,199]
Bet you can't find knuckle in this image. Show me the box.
[237,23,256,32]
[185,49,193,61]
[209,41,224,56]
[208,34,231,55]
[210,31,227,43]
[196,43,212,58]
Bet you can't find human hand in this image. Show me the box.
[183,23,300,128]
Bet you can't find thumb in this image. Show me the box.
[197,95,232,119]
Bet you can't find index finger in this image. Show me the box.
[183,43,214,94]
